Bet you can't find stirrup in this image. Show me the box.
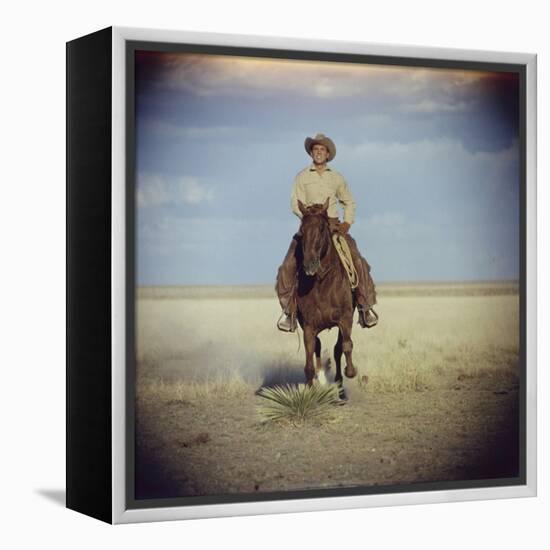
[358,307,378,328]
[277,312,297,333]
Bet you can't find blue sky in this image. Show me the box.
[135,51,520,285]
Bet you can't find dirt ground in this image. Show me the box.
[134,283,521,500]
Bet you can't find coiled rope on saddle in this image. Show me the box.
[332,233,359,290]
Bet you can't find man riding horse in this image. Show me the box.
[276,133,378,332]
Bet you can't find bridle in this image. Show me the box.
[300,212,334,279]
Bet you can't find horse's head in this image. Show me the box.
[298,198,331,276]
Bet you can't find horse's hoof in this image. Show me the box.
[344,366,357,379]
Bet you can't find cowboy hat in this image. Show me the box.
[304,133,336,161]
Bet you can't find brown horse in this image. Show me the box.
[296,198,359,399]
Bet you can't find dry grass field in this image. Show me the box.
[135,282,520,500]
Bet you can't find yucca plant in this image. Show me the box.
[257,383,340,424]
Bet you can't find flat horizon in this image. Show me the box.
[137,279,520,288]
[136,280,520,300]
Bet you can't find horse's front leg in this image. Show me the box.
[334,330,347,401]
[303,326,316,386]
[314,336,327,385]
[340,318,357,379]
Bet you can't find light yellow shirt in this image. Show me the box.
[290,164,356,224]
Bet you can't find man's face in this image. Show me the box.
[311,144,330,165]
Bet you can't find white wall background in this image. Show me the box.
[1,0,547,547]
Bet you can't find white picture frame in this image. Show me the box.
[66,25,537,524]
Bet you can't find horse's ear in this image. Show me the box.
[298,200,307,215]
[322,197,330,212]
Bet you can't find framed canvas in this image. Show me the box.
[66,26,537,524]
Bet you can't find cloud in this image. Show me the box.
[338,136,519,182]
[139,215,296,246]
[179,177,215,204]
[137,173,214,207]
[399,99,471,113]
[141,119,248,140]
[137,51,496,103]
[136,174,170,207]
[136,52,519,155]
